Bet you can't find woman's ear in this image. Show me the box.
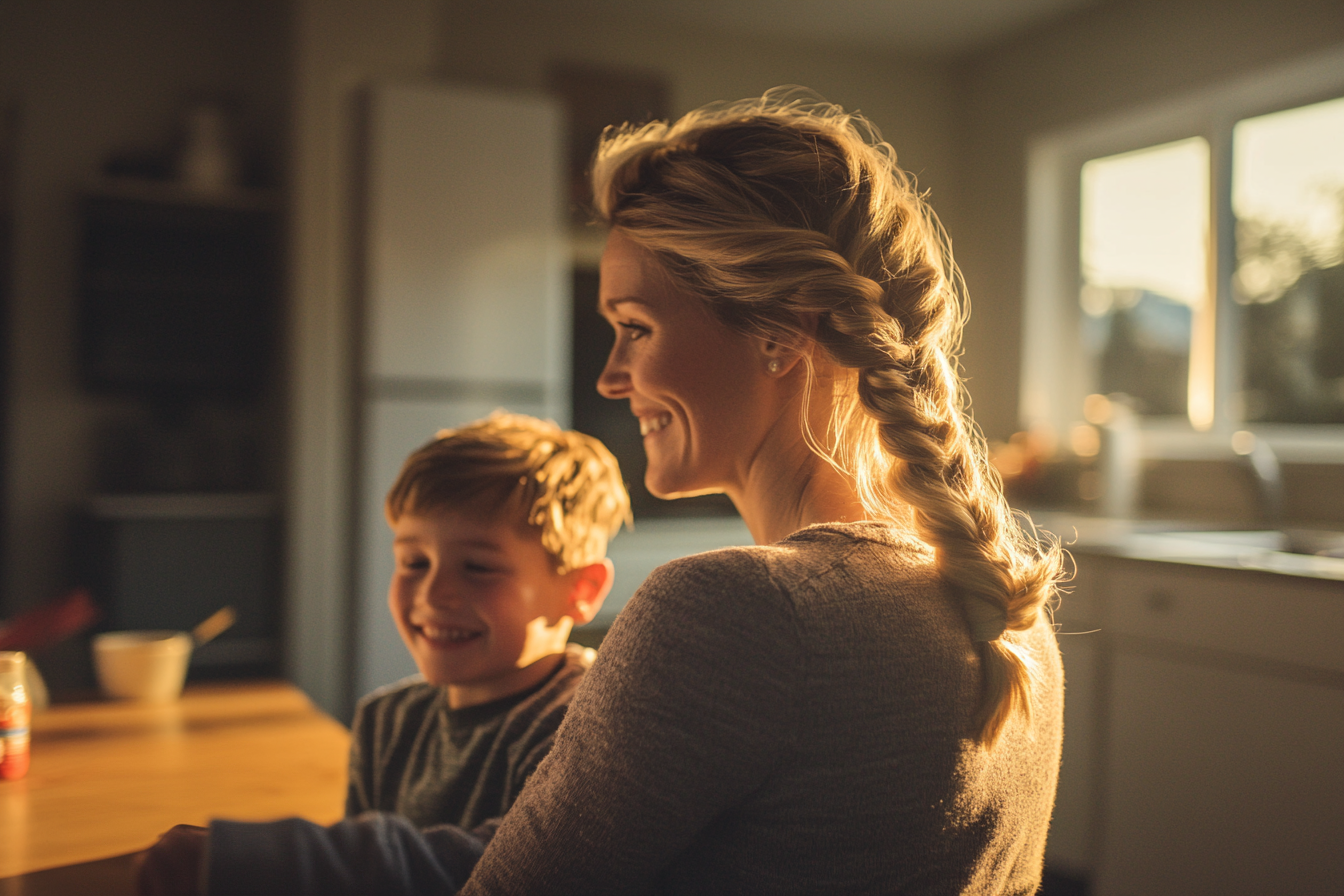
[757,315,817,377]
[564,558,615,625]
[758,334,811,378]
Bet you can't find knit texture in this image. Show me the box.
[461,522,1064,895]
[346,643,593,829]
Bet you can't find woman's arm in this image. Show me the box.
[461,549,802,895]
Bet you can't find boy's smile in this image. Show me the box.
[388,509,581,708]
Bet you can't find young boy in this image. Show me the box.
[347,412,629,831]
[136,413,629,896]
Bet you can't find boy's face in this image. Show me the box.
[388,508,578,707]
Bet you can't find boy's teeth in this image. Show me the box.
[640,413,672,436]
[421,625,478,642]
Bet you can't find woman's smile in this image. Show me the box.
[596,229,777,501]
[638,412,672,437]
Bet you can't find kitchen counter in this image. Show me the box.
[1024,511,1344,582]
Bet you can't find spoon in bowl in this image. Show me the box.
[192,606,236,648]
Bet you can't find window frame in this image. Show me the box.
[1022,45,1344,465]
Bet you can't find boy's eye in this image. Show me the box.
[464,561,504,575]
[399,555,430,571]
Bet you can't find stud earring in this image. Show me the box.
[767,359,781,375]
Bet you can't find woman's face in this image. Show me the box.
[597,230,772,501]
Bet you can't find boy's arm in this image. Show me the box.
[201,812,492,896]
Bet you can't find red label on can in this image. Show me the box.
[0,702,31,780]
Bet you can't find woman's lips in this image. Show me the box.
[639,412,672,436]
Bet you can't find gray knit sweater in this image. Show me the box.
[460,522,1064,895]
[346,644,592,830]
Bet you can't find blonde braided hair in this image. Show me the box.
[591,88,1062,747]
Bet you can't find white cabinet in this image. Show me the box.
[352,83,566,700]
[1045,553,1106,877]
[1058,555,1344,896]
[1098,648,1344,895]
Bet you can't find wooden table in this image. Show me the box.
[0,681,349,891]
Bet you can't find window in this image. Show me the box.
[1079,137,1210,423]
[1023,47,1344,463]
[1233,97,1344,425]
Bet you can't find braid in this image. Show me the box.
[592,88,1064,747]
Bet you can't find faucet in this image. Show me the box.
[1089,393,1141,520]
[1231,431,1282,529]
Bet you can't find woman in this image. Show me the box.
[459,90,1065,894]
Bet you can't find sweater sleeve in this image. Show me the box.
[206,812,489,896]
[460,550,803,895]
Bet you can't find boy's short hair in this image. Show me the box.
[386,412,631,573]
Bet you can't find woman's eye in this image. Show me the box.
[465,562,504,576]
[619,321,650,341]
[400,556,429,571]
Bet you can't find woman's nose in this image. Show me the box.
[597,346,630,399]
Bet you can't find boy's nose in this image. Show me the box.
[420,573,462,608]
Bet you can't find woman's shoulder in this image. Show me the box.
[640,520,936,605]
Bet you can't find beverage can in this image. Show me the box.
[0,651,30,780]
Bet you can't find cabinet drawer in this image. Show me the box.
[1099,559,1344,675]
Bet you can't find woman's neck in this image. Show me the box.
[728,423,868,545]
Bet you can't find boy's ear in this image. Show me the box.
[564,558,614,625]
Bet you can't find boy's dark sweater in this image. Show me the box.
[346,643,593,831]
[205,644,592,895]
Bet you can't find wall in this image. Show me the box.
[950,0,1344,441]
[0,0,289,619]
[434,0,958,200]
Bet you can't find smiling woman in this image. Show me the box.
[454,88,1067,895]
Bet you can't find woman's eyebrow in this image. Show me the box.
[598,296,652,314]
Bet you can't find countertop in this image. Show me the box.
[1023,511,1344,582]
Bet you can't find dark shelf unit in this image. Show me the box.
[66,184,286,685]
[77,183,280,401]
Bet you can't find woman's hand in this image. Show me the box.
[135,824,208,896]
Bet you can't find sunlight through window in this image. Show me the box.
[1233,96,1344,424]
[1079,138,1210,423]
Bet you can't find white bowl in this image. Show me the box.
[92,631,193,701]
